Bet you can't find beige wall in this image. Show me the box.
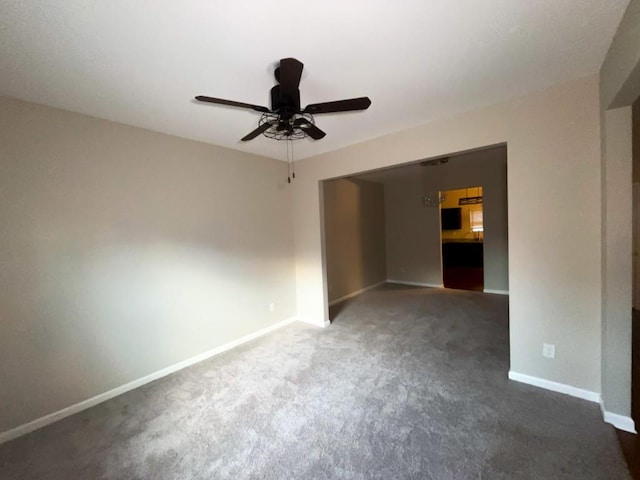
[0,97,296,433]
[635,100,640,310]
[383,147,508,293]
[599,0,640,421]
[322,178,386,303]
[633,99,640,183]
[293,75,602,393]
[384,175,442,287]
[601,107,633,416]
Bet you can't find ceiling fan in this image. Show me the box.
[195,57,372,142]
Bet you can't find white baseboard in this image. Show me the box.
[292,315,330,328]
[328,280,386,306]
[0,316,299,445]
[387,279,444,289]
[508,371,600,403]
[483,289,509,295]
[509,372,638,433]
[603,411,636,434]
[600,400,637,434]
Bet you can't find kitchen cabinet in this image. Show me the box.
[442,241,483,268]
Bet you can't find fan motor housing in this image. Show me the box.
[271,85,300,115]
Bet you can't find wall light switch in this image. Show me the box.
[543,343,555,359]
[269,303,275,313]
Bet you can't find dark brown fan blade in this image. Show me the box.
[303,97,371,114]
[195,96,270,113]
[241,122,273,141]
[293,119,326,140]
[277,58,303,103]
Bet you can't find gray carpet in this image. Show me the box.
[0,285,630,479]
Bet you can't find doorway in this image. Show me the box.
[440,186,484,292]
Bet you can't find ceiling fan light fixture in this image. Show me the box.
[258,112,318,141]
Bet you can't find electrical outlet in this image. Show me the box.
[269,303,275,313]
[543,343,555,359]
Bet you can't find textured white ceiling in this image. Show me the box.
[0,1,629,160]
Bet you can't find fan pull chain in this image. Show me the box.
[291,140,295,180]
[286,139,296,184]
[287,140,291,183]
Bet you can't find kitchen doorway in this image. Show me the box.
[440,186,484,291]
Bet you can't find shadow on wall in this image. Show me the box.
[322,178,387,306]
[0,97,297,435]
